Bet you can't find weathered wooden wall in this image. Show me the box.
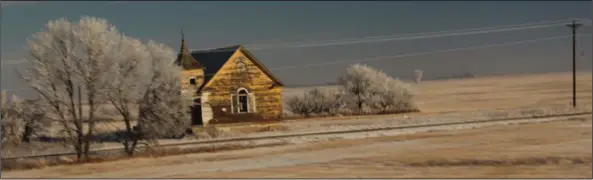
[180,68,204,98]
[202,50,282,124]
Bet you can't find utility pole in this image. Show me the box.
[566,20,582,108]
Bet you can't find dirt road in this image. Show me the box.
[4,116,591,178]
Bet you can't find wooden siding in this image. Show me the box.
[202,50,282,124]
[180,69,204,98]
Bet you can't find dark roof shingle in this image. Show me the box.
[190,45,241,86]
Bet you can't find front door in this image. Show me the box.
[191,98,203,126]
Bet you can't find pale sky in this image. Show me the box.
[1,1,592,99]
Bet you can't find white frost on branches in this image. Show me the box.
[18,16,188,159]
[288,64,418,117]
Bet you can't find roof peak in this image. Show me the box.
[191,45,243,53]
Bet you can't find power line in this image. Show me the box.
[190,18,591,52]
[5,19,590,66]
[4,34,591,93]
[270,34,592,71]
[246,19,591,50]
[247,18,589,48]
[248,23,585,50]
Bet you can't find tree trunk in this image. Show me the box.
[83,94,96,162]
[21,123,33,143]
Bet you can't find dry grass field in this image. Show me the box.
[284,71,593,114]
[7,71,591,155]
[4,116,591,178]
[85,71,592,133]
[3,71,591,178]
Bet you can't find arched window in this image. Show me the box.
[237,89,248,113]
[230,88,257,113]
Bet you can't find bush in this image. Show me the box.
[338,64,418,115]
[287,64,419,118]
[286,88,345,117]
[370,78,417,114]
[1,99,49,147]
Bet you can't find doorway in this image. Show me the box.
[191,98,203,126]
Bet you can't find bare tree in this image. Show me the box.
[20,17,121,162]
[413,69,423,84]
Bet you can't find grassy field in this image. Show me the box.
[3,71,592,178]
[4,116,590,178]
[284,71,593,114]
[35,71,593,143]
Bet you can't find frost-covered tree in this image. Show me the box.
[1,101,25,147]
[20,17,122,162]
[136,41,190,146]
[338,64,389,114]
[1,98,50,148]
[286,88,345,117]
[106,38,190,156]
[370,78,417,114]
[103,36,149,156]
[20,16,190,159]
[338,64,417,114]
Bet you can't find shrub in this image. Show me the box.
[286,88,345,117]
[286,93,314,117]
[370,78,417,114]
[338,64,418,115]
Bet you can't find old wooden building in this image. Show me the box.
[175,34,284,126]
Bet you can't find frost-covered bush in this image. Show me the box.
[338,64,418,115]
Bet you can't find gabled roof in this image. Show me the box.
[187,45,284,91]
[190,45,241,87]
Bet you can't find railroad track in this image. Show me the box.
[2,112,591,162]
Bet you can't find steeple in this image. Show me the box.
[180,29,187,54]
[175,28,204,69]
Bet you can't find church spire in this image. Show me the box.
[179,28,188,54]
[175,29,203,69]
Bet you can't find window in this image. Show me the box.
[237,89,248,113]
[230,88,256,114]
[189,78,196,85]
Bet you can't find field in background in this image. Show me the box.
[283,71,593,115]
[8,71,591,158]
[54,71,593,135]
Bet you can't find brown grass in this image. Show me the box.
[4,71,591,177]
[4,117,591,178]
[1,141,289,172]
[45,72,593,136]
[186,118,592,178]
